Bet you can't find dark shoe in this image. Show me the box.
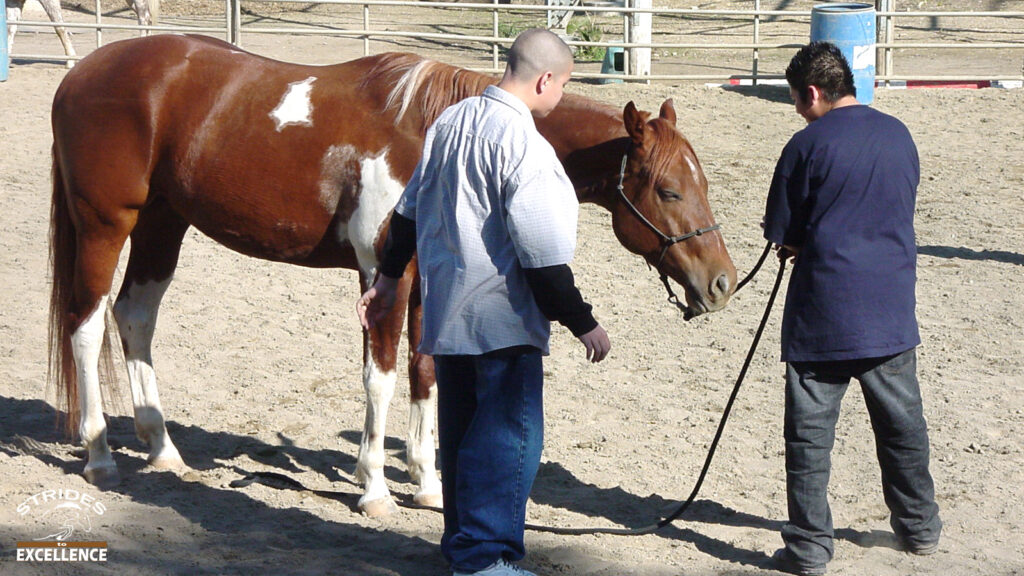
[904,539,939,556]
[771,548,827,576]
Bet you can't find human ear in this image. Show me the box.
[807,85,822,105]
[537,71,553,94]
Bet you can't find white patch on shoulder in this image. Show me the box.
[343,148,406,276]
[270,77,317,131]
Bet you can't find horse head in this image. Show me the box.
[613,99,736,319]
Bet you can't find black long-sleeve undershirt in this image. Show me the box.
[378,212,598,337]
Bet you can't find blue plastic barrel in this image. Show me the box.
[1,5,9,82]
[811,3,876,104]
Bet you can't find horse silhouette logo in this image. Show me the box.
[36,501,94,541]
[15,488,109,562]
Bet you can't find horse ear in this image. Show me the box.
[659,99,677,127]
[623,101,647,146]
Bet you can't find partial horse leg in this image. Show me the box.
[36,0,77,67]
[6,2,23,58]
[66,214,136,488]
[112,197,189,471]
[405,269,441,508]
[74,293,119,488]
[124,0,151,34]
[355,268,413,517]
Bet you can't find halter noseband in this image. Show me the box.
[615,155,721,313]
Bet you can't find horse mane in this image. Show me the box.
[363,53,498,132]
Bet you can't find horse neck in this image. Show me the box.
[536,96,629,211]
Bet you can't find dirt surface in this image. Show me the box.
[2,4,1024,576]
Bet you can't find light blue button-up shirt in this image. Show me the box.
[394,85,579,355]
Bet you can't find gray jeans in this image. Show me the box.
[783,347,942,565]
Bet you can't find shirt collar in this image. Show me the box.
[483,85,533,121]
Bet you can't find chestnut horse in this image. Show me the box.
[49,34,736,517]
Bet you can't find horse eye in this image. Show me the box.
[657,188,682,201]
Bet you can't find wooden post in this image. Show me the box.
[628,0,652,82]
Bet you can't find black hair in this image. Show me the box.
[785,41,856,103]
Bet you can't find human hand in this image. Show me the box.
[776,244,799,264]
[356,275,399,330]
[578,325,610,363]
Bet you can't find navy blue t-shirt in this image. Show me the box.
[764,105,921,362]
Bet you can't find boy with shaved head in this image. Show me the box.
[358,29,610,576]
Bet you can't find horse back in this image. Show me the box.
[52,34,425,267]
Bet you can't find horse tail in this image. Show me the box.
[48,148,81,436]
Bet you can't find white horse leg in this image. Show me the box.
[73,296,120,488]
[6,4,22,57]
[407,385,442,507]
[36,0,76,67]
[356,352,399,517]
[113,278,186,471]
[125,0,151,35]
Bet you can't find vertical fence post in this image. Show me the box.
[629,0,651,81]
[231,0,241,46]
[876,0,892,83]
[492,0,499,72]
[752,0,761,85]
[362,3,370,56]
[1,5,8,82]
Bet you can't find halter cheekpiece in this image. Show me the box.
[615,154,721,313]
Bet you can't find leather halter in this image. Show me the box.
[615,155,721,312]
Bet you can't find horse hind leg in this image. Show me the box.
[112,197,189,472]
[54,198,135,488]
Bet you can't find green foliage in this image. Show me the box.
[568,18,605,62]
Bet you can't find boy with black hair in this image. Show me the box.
[763,41,942,576]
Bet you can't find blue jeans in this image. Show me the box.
[434,347,544,573]
[783,348,942,566]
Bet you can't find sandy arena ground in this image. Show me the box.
[1,3,1023,575]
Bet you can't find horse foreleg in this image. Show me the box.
[73,295,120,488]
[355,270,412,517]
[36,0,77,66]
[405,270,441,508]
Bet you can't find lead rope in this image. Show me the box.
[525,243,784,536]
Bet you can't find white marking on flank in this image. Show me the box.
[270,77,317,131]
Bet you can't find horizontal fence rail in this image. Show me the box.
[5,1,1023,84]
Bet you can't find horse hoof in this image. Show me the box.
[359,496,399,518]
[413,491,443,509]
[147,456,188,472]
[83,466,121,489]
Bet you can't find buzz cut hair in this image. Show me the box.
[506,28,574,81]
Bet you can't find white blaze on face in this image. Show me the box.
[344,149,406,275]
[685,155,701,185]
[270,77,317,131]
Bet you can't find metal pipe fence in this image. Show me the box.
[6,0,1023,84]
